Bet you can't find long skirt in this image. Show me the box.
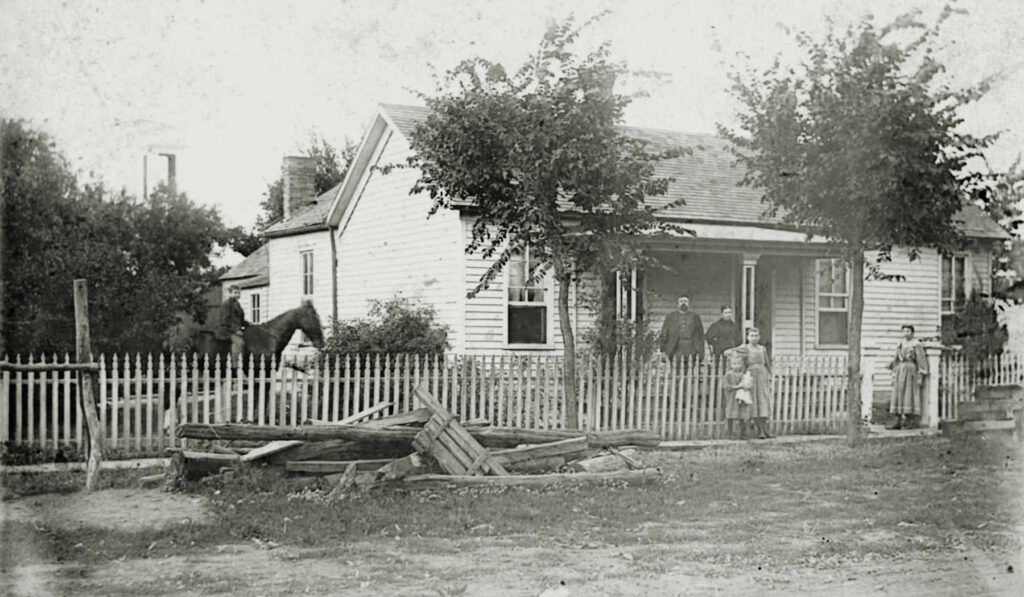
[724,394,751,420]
[890,362,922,414]
[749,364,772,418]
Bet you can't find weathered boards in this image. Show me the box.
[411,384,506,476]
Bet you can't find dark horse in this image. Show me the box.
[195,300,325,367]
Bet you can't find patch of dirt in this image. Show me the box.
[1,488,209,532]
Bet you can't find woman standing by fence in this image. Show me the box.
[887,324,928,429]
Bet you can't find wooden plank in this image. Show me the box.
[360,407,431,428]
[134,354,143,452]
[240,440,305,462]
[286,459,395,473]
[305,401,393,426]
[74,280,103,491]
[1,367,10,447]
[393,468,661,489]
[413,417,468,475]
[490,436,588,465]
[416,413,504,476]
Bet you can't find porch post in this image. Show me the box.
[921,344,942,429]
[740,254,760,335]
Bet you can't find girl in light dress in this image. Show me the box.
[722,349,753,439]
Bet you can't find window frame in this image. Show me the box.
[249,292,262,323]
[814,258,851,349]
[940,253,970,315]
[301,250,314,296]
[504,245,555,349]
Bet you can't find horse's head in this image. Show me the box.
[299,300,325,349]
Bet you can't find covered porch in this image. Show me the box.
[620,224,843,360]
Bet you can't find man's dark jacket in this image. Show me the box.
[705,318,741,359]
[216,298,247,341]
[659,309,705,358]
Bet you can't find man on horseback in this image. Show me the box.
[216,285,249,363]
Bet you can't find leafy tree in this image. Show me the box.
[721,9,993,440]
[2,120,231,355]
[322,297,450,356]
[256,134,357,228]
[981,157,1024,292]
[404,17,682,428]
[225,225,264,257]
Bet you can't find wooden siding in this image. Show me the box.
[461,215,596,353]
[336,132,464,349]
[267,231,333,355]
[239,287,268,324]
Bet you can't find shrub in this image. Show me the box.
[323,297,450,356]
[941,293,1008,361]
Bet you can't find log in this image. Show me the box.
[392,468,661,489]
[170,450,239,481]
[264,438,413,466]
[375,453,427,481]
[568,449,640,473]
[286,459,395,474]
[490,437,587,465]
[138,473,166,489]
[177,423,660,449]
[502,455,566,474]
[211,444,242,456]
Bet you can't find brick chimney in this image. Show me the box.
[282,156,316,220]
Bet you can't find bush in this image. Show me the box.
[941,293,1008,361]
[323,297,450,356]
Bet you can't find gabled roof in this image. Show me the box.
[220,243,268,281]
[262,182,343,238]
[372,103,1009,240]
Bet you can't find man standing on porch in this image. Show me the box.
[659,295,705,362]
[705,305,741,362]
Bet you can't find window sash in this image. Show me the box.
[250,294,261,323]
[815,258,850,346]
[301,251,314,296]
[507,246,550,345]
[941,255,968,314]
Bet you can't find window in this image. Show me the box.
[507,246,549,345]
[816,259,849,346]
[941,254,968,314]
[250,293,261,323]
[615,269,644,323]
[301,251,314,296]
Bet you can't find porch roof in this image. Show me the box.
[379,103,1008,241]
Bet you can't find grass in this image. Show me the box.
[5,435,1020,578]
[1,466,165,499]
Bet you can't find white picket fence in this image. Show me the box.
[939,351,1024,420]
[2,352,850,459]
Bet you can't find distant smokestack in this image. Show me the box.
[159,153,177,195]
[282,156,316,220]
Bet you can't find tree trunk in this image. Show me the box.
[555,264,580,429]
[846,250,867,443]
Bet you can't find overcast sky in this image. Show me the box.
[3,0,1023,231]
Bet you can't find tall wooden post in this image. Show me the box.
[74,279,103,490]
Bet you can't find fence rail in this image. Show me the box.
[2,352,849,459]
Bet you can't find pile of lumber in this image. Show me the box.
[168,383,661,490]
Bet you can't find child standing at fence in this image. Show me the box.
[722,350,753,439]
[737,327,773,439]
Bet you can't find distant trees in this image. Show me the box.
[1,120,231,355]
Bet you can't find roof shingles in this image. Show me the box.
[378,103,1007,240]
